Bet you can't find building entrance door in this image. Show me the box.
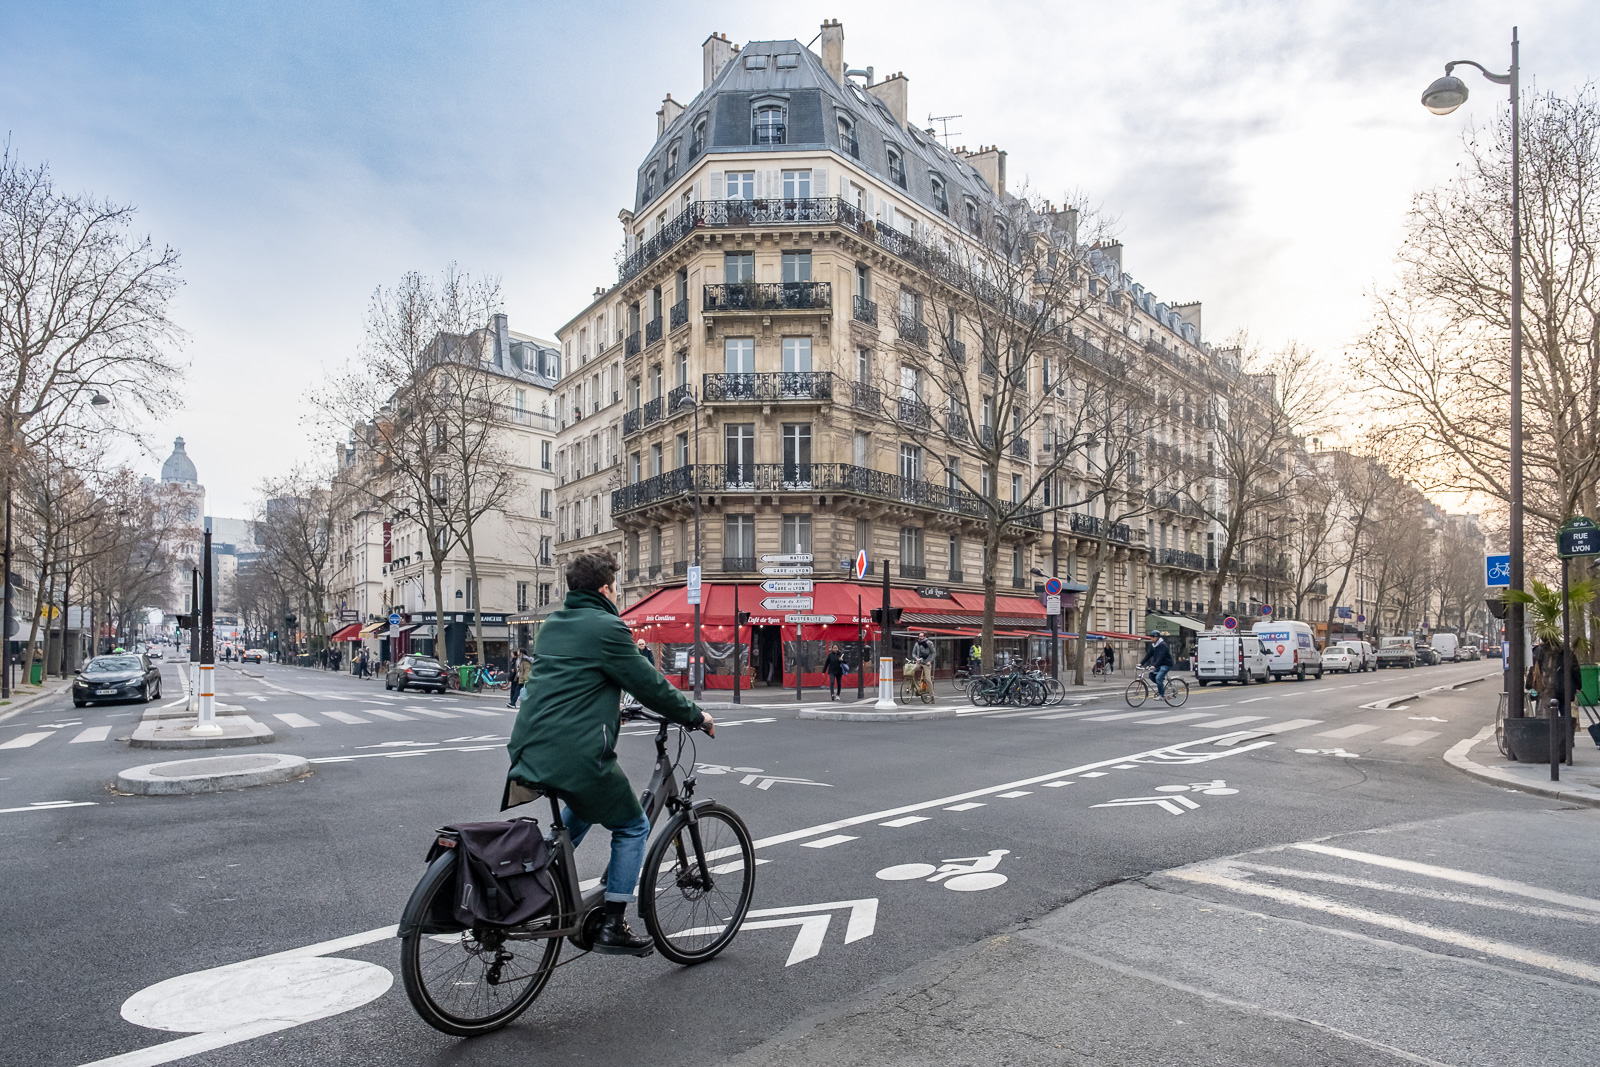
[753,625,784,685]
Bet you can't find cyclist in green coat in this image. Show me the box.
[505,549,712,956]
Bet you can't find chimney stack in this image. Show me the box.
[703,32,736,89]
[820,19,845,86]
[867,72,909,129]
[960,145,1007,200]
[656,93,685,138]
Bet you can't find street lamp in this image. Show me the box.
[1422,30,1524,717]
[678,393,703,698]
[90,393,110,407]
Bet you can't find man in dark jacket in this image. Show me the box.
[1138,630,1174,697]
[505,549,712,957]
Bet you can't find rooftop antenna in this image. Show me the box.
[927,113,963,148]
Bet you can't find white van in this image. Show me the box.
[1195,630,1271,686]
[1430,633,1459,663]
[1251,621,1323,680]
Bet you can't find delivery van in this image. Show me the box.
[1430,632,1459,662]
[1251,620,1323,680]
[1195,630,1271,686]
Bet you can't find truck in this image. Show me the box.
[1376,636,1417,669]
[1195,630,1271,686]
[1251,620,1323,680]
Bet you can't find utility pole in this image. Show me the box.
[192,526,221,735]
[188,568,200,712]
[874,557,896,710]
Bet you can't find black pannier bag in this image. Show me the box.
[445,818,555,927]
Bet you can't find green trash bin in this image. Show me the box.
[1579,663,1598,708]
[29,660,42,685]
[457,665,474,690]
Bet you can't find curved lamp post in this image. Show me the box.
[1422,31,1524,718]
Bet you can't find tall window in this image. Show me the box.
[754,106,785,145]
[965,199,980,233]
[724,515,756,560]
[650,364,662,399]
[948,536,961,578]
[724,337,755,373]
[839,116,859,157]
[725,171,755,200]
[946,457,959,494]
[676,432,689,468]
[724,252,754,282]
[782,423,812,478]
[627,530,640,570]
[514,388,526,417]
[724,423,755,483]
[856,347,871,382]
[650,527,662,568]
[900,526,924,567]
[782,169,811,199]
[1012,473,1022,503]
[629,375,641,409]
[630,452,641,484]
[651,443,663,477]
[854,430,870,466]
[675,348,688,387]
[517,582,529,612]
[780,514,813,554]
[887,147,906,188]
[930,175,948,215]
[900,365,920,401]
[691,116,706,156]
[781,250,812,282]
[900,443,922,481]
[539,488,552,518]
[782,337,812,372]
[643,167,656,202]
[540,441,551,470]
[856,519,873,551]
[1012,547,1024,587]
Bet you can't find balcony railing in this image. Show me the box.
[642,396,663,425]
[899,563,927,579]
[1009,436,1030,460]
[622,407,641,436]
[702,372,834,402]
[1159,548,1210,572]
[896,396,931,429]
[942,336,966,364]
[949,569,964,583]
[673,560,690,576]
[645,317,663,346]
[667,383,694,413]
[613,463,1044,531]
[853,294,878,325]
[669,299,689,330]
[1067,511,1133,544]
[849,380,881,413]
[702,281,831,313]
[625,331,641,356]
[946,412,969,441]
[721,556,757,573]
[897,314,928,348]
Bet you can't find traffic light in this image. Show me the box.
[736,611,751,625]
[870,607,904,626]
[285,613,298,628]
[270,630,278,639]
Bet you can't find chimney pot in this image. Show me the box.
[820,20,845,87]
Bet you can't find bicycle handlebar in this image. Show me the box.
[620,703,714,734]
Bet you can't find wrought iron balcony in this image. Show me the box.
[942,336,966,364]
[625,331,641,356]
[897,396,931,429]
[702,372,833,402]
[899,563,927,580]
[849,381,881,413]
[612,463,1044,531]
[1067,512,1133,544]
[721,556,758,573]
[622,408,641,436]
[642,396,663,425]
[978,425,995,448]
[946,412,969,441]
[1158,548,1209,571]
[645,317,663,346]
[1010,436,1030,460]
[948,569,964,583]
[669,299,689,330]
[702,281,831,313]
[897,315,928,348]
[673,560,690,576]
[853,294,878,325]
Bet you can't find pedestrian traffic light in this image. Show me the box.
[870,607,904,626]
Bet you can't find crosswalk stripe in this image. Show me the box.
[880,816,929,827]
[1136,712,1215,724]
[0,732,52,749]
[408,708,461,719]
[1030,708,1118,720]
[273,713,320,728]
[323,712,370,725]
[69,726,112,743]
[1083,710,1157,722]
[1382,730,1441,747]
[1190,715,1266,728]
[453,708,503,718]
[363,709,415,721]
[1254,718,1324,734]
[1316,724,1381,739]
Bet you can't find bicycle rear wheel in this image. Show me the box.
[399,851,564,1036]
[639,802,756,965]
[1125,679,1149,708]
[1162,679,1190,707]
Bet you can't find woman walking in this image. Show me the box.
[824,643,846,701]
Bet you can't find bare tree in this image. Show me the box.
[1314,439,1400,638]
[256,468,334,659]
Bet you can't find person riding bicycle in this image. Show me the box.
[504,549,714,958]
[909,634,936,696]
[1139,630,1174,697]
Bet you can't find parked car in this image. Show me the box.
[73,654,162,707]
[243,648,266,663]
[1415,644,1441,666]
[387,655,449,693]
[1461,645,1481,661]
[1321,642,1366,674]
[1251,620,1323,680]
[1430,633,1459,662]
[1195,630,1271,686]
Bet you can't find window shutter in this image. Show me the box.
[767,170,780,198]
[814,167,828,199]
[709,172,723,199]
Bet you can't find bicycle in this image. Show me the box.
[398,706,754,1036]
[899,661,936,705]
[1125,666,1189,708]
[971,667,1046,707]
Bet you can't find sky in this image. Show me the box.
[2,0,1594,518]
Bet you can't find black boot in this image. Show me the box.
[592,904,654,957]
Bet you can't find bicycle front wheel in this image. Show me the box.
[639,802,756,965]
[1125,679,1149,708]
[1162,679,1190,707]
[399,851,563,1036]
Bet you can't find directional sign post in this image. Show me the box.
[1552,518,1598,783]
[762,597,813,612]
[761,565,813,576]
[761,553,814,564]
[785,614,837,624]
[761,579,814,594]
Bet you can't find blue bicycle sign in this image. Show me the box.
[1485,553,1511,588]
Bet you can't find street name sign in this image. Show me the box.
[762,597,813,611]
[1558,518,1599,559]
[1485,553,1511,588]
[785,614,837,624]
[761,579,814,593]
[761,565,813,576]
[762,553,814,564]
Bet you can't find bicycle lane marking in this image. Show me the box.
[77,730,1276,1067]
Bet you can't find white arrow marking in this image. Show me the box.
[673,898,878,965]
[739,774,833,790]
[1,800,99,816]
[1092,795,1199,815]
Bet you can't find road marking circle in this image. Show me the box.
[876,862,938,881]
[121,955,392,1033]
[943,872,1008,892]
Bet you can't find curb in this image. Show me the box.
[797,705,957,722]
[129,716,276,750]
[1443,725,1600,809]
[0,682,71,723]
[116,752,311,795]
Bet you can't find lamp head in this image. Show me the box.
[90,392,111,406]
[677,394,697,412]
[1421,74,1469,115]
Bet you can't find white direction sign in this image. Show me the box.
[676,898,877,967]
[761,552,814,564]
[761,565,814,576]
[761,579,814,593]
[785,614,838,624]
[761,596,813,611]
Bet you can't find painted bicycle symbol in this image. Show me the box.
[875,849,1010,892]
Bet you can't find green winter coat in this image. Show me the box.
[504,589,703,827]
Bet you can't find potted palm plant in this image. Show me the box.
[1501,579,1594,760]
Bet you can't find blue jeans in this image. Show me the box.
[562,807,651,904]
[1151,665,1170,695]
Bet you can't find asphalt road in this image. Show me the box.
[4,657,1593,1067]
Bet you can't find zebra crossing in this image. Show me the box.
[271,705,509,729]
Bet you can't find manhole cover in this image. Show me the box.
[151,755,280,777]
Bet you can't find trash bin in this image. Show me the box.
[457,665,474,690]
[29,661,42,685]
[1580,663,1599,708]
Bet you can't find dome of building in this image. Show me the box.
[160,437,198,484]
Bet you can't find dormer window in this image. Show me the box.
[745,54,768,69]
[643,166,657,202]
[931,175,949,215]
[754,105,785,145]
[691,116,706,157]
[887,146,906,188]
[838,115,859,158]
[965,199,980,233]
[665,143,679,181]
[776,53,799,69]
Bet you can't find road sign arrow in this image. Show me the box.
[739,773,833,790]
[1090,795,1200,815]
[761,579,814,593]
[761,566,814,576]
[677,898,877,966]
[761,552,814,563]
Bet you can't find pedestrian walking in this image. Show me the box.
[636,639,655,667]
[509,649,533,708]
[824,643,845,700]
[1104,645,1116,672]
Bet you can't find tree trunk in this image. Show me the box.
[431,554,447,665]
[980,523,1001,673]
[1074,534,1110,686]
[464,524,485,667]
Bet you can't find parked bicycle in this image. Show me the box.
[444,664,511,692]
[970,666,1047,707]
[398,706,754,1036]
[1124,665,1189,708]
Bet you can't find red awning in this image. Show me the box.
[329,622,364,642]
[622,582,881,642]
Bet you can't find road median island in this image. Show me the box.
[116,752,311,795]
[130,714,275,749]
[1444,724,1600,809]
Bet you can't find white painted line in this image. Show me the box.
[944,802,986,811]
[1083,710,1157,722]
[997,790,1033,798]
[1236,696,1274,704]
[1080,771,1107,778]
[1190,716,1265,729]
[880,816,930,827]
[1040,780,1072,787]
[322,712,370,725]
[272,713,320,729]
[1316,724,1381,739]
[1290,843,1600,914]
[800,834,858,848]
[1113,764,1139,769]
[408,708,461,719]
[70,726,112,743]
[1136,712,1215,724]
[453,708,503,718]
[0,732,51,749]
[1255,719,1323,734]
[1,800,98,815]
[1029,709,1118,720]
[1338,684,1358,689]
[1168,865,1600,985]
[1310,687,1335,693]
[1381,730,1441,747]
[363,709,415,721]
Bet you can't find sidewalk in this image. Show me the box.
[1445,724,1600,809]
[0,680,72,723]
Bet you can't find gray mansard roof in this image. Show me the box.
[636,38,999,223]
